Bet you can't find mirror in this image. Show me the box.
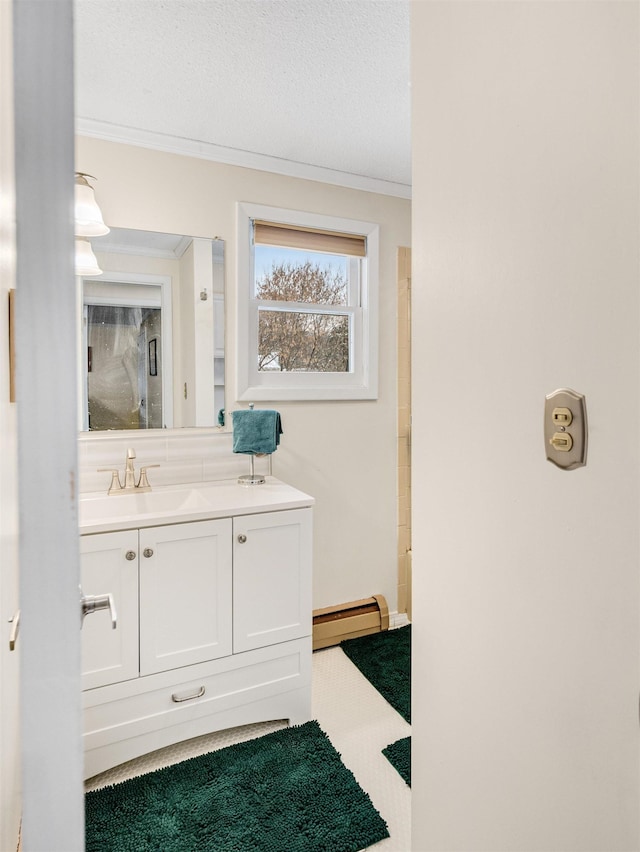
[80,228,224,431]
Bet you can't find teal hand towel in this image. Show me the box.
[232,409,283,455]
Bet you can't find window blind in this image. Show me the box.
[253,220,366,258]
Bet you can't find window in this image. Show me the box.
[237,203,379,400]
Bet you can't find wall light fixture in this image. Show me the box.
[74,173,109,237]
[75,237,102,277]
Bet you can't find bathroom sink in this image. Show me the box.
[78,478,315,534]
[79,486,211,526]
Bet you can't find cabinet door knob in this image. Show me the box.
[237,534,247,544]
[143,548,154,558]
[125,550,136,561]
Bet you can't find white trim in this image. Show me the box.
[191,237,216,426]
[0,1,21,847]
[83,293,161,307]
[14,1,85,847]
[173,235,193,258]
[92,234,192,261]
[76,119,412,200]
[389,611,411,630]
[237,202,379,402]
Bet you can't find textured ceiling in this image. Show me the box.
[74,0,411,195]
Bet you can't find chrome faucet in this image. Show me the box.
[124,448,137,489]
[98,447,160,495]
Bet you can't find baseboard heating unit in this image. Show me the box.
[312,594,389,650]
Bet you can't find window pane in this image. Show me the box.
[254,246,349,305]
[258,309,350,373]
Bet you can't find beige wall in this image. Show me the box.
[412,2,640,850]
[76,135,411,612]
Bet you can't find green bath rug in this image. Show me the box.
[85,720,389,852]
[341,624,411,723]
[382,736,411,787]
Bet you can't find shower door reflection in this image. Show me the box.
[83,278,170,430]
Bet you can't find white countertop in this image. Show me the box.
[78,477,314,535]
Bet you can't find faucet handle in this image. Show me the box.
[137,464,160,491]
[127,447,136,459]
[98,469,123,494]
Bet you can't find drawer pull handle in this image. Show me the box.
[8,609,20,651]
[125,550,136,561]
[143,548,154,558]
[171,685,205,703]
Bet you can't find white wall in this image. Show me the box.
[178,241,197,425]
[76,135,411,612]
[411,3,640,850]
[191,238,215,426]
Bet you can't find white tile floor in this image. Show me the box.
[85,643,411,851]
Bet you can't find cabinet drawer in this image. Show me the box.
[83,638,311,751]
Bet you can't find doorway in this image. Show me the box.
[81,274,173,431]
[84,303,162,430]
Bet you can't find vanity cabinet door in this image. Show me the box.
[233,508,312,654]
[139,519,233,676]
[81,531,140,690]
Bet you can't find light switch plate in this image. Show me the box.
[544,388,587,470]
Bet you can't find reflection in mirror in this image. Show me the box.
[80,228,224,431]
[84,297,165,430]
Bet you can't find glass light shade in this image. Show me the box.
[74,173,110,237]
[75,238,103,276]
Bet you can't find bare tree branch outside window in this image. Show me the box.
[256,261,350,373]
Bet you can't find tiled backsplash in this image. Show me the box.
[78,429,272,494]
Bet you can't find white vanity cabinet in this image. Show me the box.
[233,509,312,653]
[81,530,139,690]
[138,520,233,675]
[81,520,233,689]
[79,488,312,780]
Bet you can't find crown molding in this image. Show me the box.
[75,118,412,200]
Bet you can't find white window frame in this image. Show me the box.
[236,202,379,401]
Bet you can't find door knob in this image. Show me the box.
[237,534,247,544]
[8,609,20,651]
[80,588,117,629]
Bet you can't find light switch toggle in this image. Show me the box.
[550,431,573,452]
[552,407,572,427]
[544,388,587,470]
